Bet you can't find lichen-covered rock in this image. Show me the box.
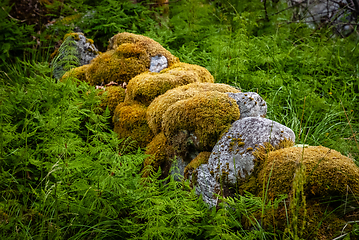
[85,32,179,86]
[113,102,154,148]
[163,91,240,151]
[207,117,295,185]
[53,32,99,80]
[227,92,267,118]
[125,63,214,106]
[184,152,211,180]
[192,117,295,206]
[147,82,240,135]
[149,55,168,72]
[258,146,359,198]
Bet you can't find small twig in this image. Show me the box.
[1,7,26,22]
[340,99,359,151]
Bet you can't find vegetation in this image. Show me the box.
[1,0,359,239]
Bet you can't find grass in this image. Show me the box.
[1,0,359,239]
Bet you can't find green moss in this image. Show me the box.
[98,86,126,116]
[162,91,240,151]
[184,152,211,180]
[147,82,241,135]
[112,102,153,148]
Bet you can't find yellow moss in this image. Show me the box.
[162,91,240,150]
[142,132,173,177]
[258,146,359,198]
[125,62,214,105]
[147,82,241,135]
[112,102,154,148]
[160,62,214,83]
[64,32,81,41]
[108,32,179,66]
[98,86,126,116]
[86,48,149,86]
[60,65,90,82]
[184,152,211,179]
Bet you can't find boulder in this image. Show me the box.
[193,117,295,206]
[53,32,99,80]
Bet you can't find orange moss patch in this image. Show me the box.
[98,86,126,116]
[147,82,241,135]
[162,91,240,151]
[113,102,154,148]
[60,65,89,82]
[258,146,359,198]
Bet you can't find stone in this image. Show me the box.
[149,55,168,72]
[227,92,267,118]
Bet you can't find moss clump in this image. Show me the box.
[98,86,126,116]
[108,32,179,65]
[60,64,89,82]
[184,152,211,180]
[258,146,359,198]
[125,63,214,106]
[160,62,215,83]
[147,82,241,135]
[113,102,154,148]
[85,32,179,86]
[63,32,81,41]
[162,91,240,151]
[143,132,173,178]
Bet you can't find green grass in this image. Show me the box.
[0,0,359,239]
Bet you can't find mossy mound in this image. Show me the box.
[160,62,215,83]
[98,86,126,116]
[184,152,211,180]
[258,146,359,198]
[113,102,154,148]
[147,82,241,135]
[125,63,214,106]
[142,132,174,177]
[60,64,89,82]
[84,32,179,86]
[162,91,240,151]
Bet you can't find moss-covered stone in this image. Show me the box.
[113,102,154,148]
[184,152,211,180]
[98,86,126,116]
[60,64,89,82]
[143,132,173,177]
[125,63,214,106]
[85,32,179,86]
[147,82,241,135]
[258,146,359,198]
[162,91,240,151]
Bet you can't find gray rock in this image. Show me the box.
[52,32,99,80]
[227,92,267,118]
[207,117,295,185]
[149,55,168,73]
[195,164,219,207]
